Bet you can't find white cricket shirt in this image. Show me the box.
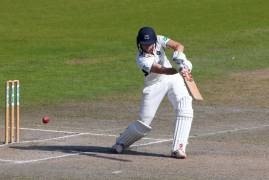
[136,35,172,86]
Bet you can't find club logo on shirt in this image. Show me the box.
[157,51,161,55]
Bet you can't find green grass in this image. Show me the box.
[0,0,268,107]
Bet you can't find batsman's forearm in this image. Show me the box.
[167,39,184,52]
[162,67,178,75]
[151,66,177,75]
[175,43,184,52]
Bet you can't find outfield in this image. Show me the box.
[0,0,269,179]
[1,0,268,106]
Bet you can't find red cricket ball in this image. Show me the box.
[42,116,50,124]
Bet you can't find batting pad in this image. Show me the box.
[116,120,152,148]
[172,96,193,152]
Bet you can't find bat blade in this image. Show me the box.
[183,72,203,101]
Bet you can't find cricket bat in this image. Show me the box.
[182,71,203,101]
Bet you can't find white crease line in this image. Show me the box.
[20,127,77,134]
[1,124,269,164]
[20,127,120,138]
[0,132,116,148]
[0,133,87,147]
[20,133,88,144]
[92,127,125,132]
[142,137,167,141]
[131,139,172,148]
[190,124,269,138]
[5,127,167,142]
[0,153,81,164]
[20,127,166,140]
[0,131,119,148]
[132,124,269,148]
[2,125,269,148]
[112,170,122,174]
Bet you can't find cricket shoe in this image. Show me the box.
[171,149,187,159]
[112,143,124,154]
[171,144,187,159]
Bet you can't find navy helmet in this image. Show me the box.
[136,27,157,52]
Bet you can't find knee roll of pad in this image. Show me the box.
[116,120,152,148]
[177,96,193,118]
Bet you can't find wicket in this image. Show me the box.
[5,80,20,144]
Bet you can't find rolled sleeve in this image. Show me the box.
[158,35,170,48]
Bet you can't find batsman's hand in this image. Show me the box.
[172,51,192,72]
[172,51,187,62]
[176,59,192,72]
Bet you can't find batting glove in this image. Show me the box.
[172,51,187,62]
[172,51,192,72]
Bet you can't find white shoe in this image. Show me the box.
[171,149,187,159]
[171,144,187,159]
[112,144,124,154]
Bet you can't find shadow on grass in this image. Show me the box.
[11,145,168,162]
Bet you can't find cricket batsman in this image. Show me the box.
[112,26,194,159]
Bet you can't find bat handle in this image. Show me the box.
[182,69,193,81]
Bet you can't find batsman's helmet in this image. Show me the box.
[136,27,157,52]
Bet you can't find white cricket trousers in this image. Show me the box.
[139,73,191,125]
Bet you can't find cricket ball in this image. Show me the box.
[42,116,50,124]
